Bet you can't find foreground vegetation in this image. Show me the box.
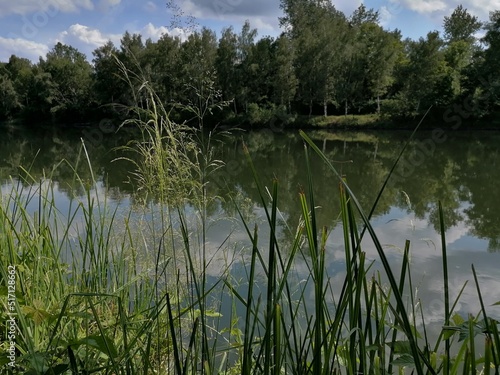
[2,86,500,374]
[2,3,500,127]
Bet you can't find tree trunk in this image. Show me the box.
[377,95,381,114]
[344,100,348,116]
[323,100,327,117]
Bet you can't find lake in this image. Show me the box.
[2,123,500,336]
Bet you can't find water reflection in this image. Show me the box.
[2,126,500,251]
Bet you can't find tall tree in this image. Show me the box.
[338,5,384,115]
[236,21,258,113]
[142,34,182,106]
[282,0,347,116]
[270,34,297,112]
[179,27,219,125]
[216,26,238,113]
[92,41,122,108]
[345,6,401,114]
[441,6,482,100]
[443,5,482,44]
[477,11,500,112]
[364,28,401,113]
[0,74,21,119]
[392,32,447,115]
[119,32,145,71]
[39,42,94,120]
[5,55,33,110]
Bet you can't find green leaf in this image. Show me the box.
[205,310,223,318]
[22,352,49,373]
[0,356,11,367]
[442,326,460,340]
[456,320,483,342]
[387,340,412,354]
[71,334,118,359]
[392,354,415,367]
[452,313,465,325]
[21,304,53,324]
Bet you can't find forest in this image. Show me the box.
[1,2,500,127]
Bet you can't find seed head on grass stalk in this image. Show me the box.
[112,58,201,207]
[110,52,243,375]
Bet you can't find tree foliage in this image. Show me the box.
[443,5,482,44]
[2,5,500,125]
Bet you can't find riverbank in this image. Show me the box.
[4,109,500,132]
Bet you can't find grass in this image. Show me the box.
[1,85,500,374]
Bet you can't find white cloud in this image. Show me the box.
[99,0,120,6]
[0,0,94,17]
[141,23,169,40]
[394,0,500,20]
[0,36,49,61]
[460,0,500,19]
[249,17,274,32]
[56,24,121,60]
[174,0,279,28]
[399,0,447,14]
[141,23,190,42]
[379,6,393,26]
[59,24,110,47]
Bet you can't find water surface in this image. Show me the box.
[2,124,500,328]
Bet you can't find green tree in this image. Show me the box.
[216,26,239,113]
[246,36,275,106]
[338,5,384,115]
[443,5,482,44]
[178,27,219,125]
[0,74,21,119]
[5,55,34,110]
[214,21,258,115]
[92,40,122,108]
[142,34,182,106]
[236,20,258,113]
[115,32,147,108]
[39,43,94,120]
[25,66,56,120]
[119,32,145,71]
[282,0,347,115]
[391,32,447,116]
[441,6,482,101]
[478,10,500,111]
[270,34,297,112]
[356,23,401,113]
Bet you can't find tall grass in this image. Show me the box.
[0,153,176,373]
[2,89,500,375]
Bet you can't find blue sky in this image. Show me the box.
[0,0,498,63]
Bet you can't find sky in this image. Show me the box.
[0,0,499,63]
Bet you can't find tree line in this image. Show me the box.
[1,2,500,127]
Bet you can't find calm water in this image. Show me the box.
[1,124,500,328]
